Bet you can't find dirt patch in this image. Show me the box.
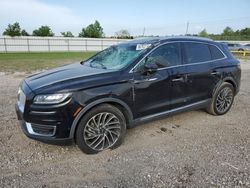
[0,62,250,187]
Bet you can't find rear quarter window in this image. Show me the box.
[209,45,225,60]
[184,42,211,64]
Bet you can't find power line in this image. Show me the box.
[190,17,250,25]
[128,17,250,32]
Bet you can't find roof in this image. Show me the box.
[132,36,214,44]
[118,36,216,48]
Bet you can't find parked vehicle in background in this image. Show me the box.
[16,37,241,154]
[227,43,249,51]
[244,44,250,48]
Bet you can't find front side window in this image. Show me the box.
[84,43,151,70]
[184,42,211,64]
[135,42,181,71]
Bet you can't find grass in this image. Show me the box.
[0,51,248,72]
[0,52,96,72]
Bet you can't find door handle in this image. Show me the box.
[172,77,184,82]
[133,77,158,84]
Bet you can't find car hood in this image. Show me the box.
[24,62,117,93]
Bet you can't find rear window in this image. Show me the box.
[209,45,225,60]
[184,42,211,64]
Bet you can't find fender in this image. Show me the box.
[223,76,237,89]
[69,98,133,139]
[212,76,237,97]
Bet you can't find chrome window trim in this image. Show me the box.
[129,40,227,73]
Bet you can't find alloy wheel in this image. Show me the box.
[215,87,233,113]
[83,112,121,151]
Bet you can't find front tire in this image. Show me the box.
[207,82,235,115]
[76,104,126,154]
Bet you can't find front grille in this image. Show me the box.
[26,122,56,137]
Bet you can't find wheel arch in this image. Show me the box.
[69,98,133,139]
[212,77,237,98]
[223,77,237,93]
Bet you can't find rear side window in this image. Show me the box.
[184,42,211,64]
[209,45,225,60]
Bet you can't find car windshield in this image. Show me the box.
[84,43,152,70]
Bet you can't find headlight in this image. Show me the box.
[33,93,71,104]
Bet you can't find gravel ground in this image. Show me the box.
[0,61,250,188]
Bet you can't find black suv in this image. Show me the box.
[16,37,241,154]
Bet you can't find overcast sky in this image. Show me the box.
[0,0,249,36]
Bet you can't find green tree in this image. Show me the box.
[115,29,133,39]
[222,26,234,36]
[79,20,104,38]
[234,29,240,36]
[239,28,250,36]
[21,29,29,36]
[3,22,21,37]
[32,26,54,37]
[198,29,209,37]
[61,31,74,37]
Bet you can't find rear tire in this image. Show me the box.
[76,104,126,154]
[206,82,235,115]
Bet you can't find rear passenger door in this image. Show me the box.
[182,42,216,104]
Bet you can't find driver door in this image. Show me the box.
[132,42,184,118]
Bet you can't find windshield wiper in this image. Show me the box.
[90,61,107,69]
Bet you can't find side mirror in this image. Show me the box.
[143,62,158,75]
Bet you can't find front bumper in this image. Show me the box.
[15,93,76,145]
[19,120,73,145]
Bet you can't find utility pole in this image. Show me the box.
[142,27,146,36]
[185,21,189,35]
